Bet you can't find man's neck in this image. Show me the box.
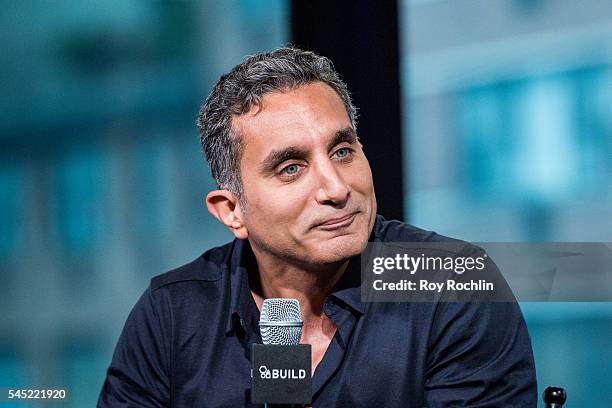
[248,247,348,320]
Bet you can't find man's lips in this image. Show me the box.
[313,211,359,230]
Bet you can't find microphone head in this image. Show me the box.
[259,298,303,345]
[543,386,566,405]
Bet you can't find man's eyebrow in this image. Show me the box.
[260,128,358,174]
[260,146,308,173]
[327,127,358,151]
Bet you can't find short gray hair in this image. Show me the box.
[196,47,358,198]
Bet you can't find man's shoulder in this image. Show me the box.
[373,215,487,259]
[150,241,234,291]
[374,215,463,244]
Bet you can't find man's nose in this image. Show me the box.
[314,162,350,207]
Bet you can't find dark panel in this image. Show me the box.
[291,0,405,221]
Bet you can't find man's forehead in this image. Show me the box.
[232,82,352,151]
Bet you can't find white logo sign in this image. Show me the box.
[258,365,307,380]
[259,365,272,379]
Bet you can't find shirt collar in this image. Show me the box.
[327,216,387,315]
[328,255,364,315]
[225,238,258,335]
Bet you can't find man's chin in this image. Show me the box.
[309,236,367,264]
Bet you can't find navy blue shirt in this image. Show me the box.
[99,216,537,407]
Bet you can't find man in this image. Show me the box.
[99,47,537,407]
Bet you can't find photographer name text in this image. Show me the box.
[372,279,494,292]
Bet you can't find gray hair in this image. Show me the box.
[196,47,358,198]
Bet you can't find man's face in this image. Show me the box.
[233,81,377,267]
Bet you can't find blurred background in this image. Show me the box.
[1,0,611,406]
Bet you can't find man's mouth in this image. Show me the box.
[313,211,359,230]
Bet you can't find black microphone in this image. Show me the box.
[543,386,566,408]
[251,299,312,405]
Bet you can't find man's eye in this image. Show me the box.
[282,164,300,175]
[334,147,352,158]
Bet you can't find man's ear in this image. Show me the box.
[206,190,248,240]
